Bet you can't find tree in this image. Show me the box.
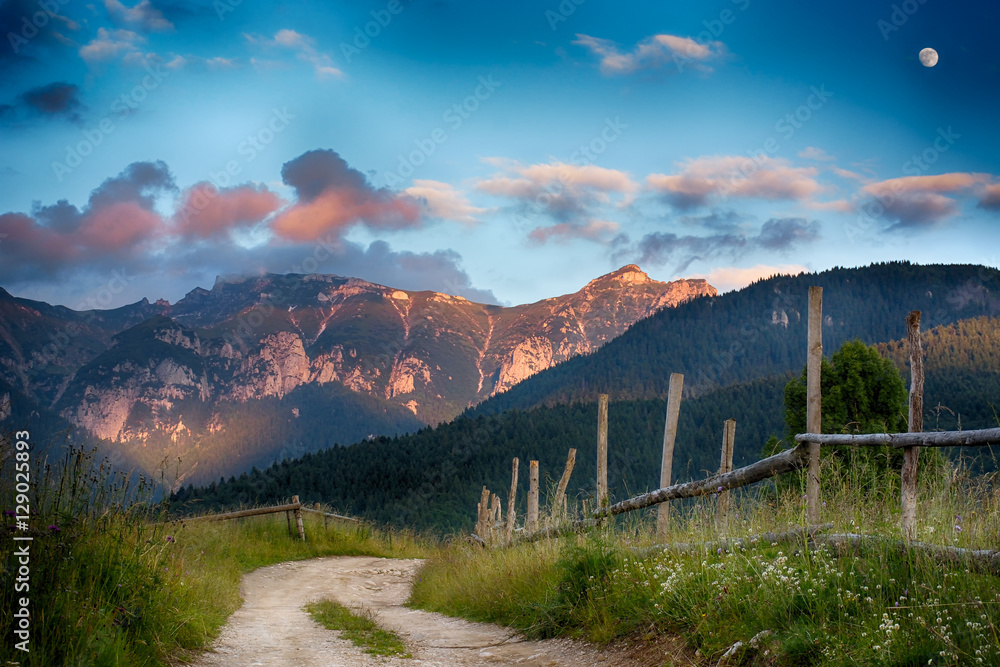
[785,339,908,437]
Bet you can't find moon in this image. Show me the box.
[919,47,939,67]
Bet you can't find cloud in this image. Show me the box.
[272,149,421,241]
[528,219,619,244]
[174,183,283,239]
[1,82,85,125]
[647,155,823,209]
[404,180,487,225]
[861,172,995,228]
[79,27,146,63]
[980,183,1000,210]
[105,0,174,32]
[248,29,342,78]
[573,33,725,76]
[798,146,835,162]
[692,263,810,292]
[617,217,821,275]
[477,159,636,223]
[0,0,78,71]
[0,161,176,281]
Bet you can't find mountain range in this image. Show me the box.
[0,265,714,484]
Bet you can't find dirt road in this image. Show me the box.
[187,556,659,667]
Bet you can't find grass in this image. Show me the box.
[0,438,432,667]
[410,453,1000,665]
[305,599,411,658]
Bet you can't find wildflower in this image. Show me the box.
[48,524,60,532]
[166,536,174,542]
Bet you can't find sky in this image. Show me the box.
[1,0,998,310]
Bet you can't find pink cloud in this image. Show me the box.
[573,33,725,76]
[272,188,420,241]
[79,201,162,250]
[528,219,619,244]
[861,172,997,227]
[175,183,283,238]
[647,156,823,208]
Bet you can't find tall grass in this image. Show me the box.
[411,454,1000,665]
[0,436,431,666]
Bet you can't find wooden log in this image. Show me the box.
[181,502,304,522]
[291,495,306,541]
[806,285,823,523]
[811,533,1000,578]
[551,448,577,523]
[298,507,361,523]
[717,418,737,529]
[793,427,1000,448]
[634,523,833,559]
[597,394,609,509]
[593,444,809,519]
[505,457,519,542]
[902,310,924,541]
[527,460,539,534]
[657,373,684,541]
[490,493,501,543]
[476,486,490,539]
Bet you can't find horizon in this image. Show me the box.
[1,0,998,309]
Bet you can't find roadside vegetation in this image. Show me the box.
[0,438,430,666]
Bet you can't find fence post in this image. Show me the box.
[902,310,924,541]
[552,448,577,524]
[490,493,501,543]
[806,286,823,523]
[527,460,539,534]
[717,419,736,530]
[597,394,609,510]
[657,373,684,540]
[291,495,306,541]
[505,458,519,542]
[476,486,490,539]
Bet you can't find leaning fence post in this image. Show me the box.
[657,373,684,541]
[552,448,577,524]
[806,286,823,523]
[527,461,539,534]
[597,394,609,510]
[717,418,736,530]
[505,458,519,542]
[291,495,306,541]
[902,310,924,541]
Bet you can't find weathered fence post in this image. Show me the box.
[505,458,519,542]
[902,310,924,541]
[476,486,490,539]
[806,286,823,523]
[597,394,609,510]
[552,448,577,523]
[490,493,501,543]
[657,373,684,540]
[527,460,539,534]
[291,495,305,541]
[717,419,737,530]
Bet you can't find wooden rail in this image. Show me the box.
[178,496,362,541]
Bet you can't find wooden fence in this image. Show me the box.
[180,495,360,541]
[473,287,1000,553]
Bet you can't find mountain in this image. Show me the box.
[0,267,714,484]
[173,263,1000,531]
[468,262,1000,416]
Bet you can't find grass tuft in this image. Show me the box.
[305,599,411,658]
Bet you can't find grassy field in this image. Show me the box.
[0,439,431,667]
[410,454,1000,666]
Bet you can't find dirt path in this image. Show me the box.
[187,556,660,667]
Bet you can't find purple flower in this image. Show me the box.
[165,536,174,542]
[717,486,723,492]
[717,548,723,555]
[954,525,963,533]
[48,525,60,532]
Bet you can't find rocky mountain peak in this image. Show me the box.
[585,264,652,290]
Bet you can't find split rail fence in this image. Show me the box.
[473,287,1000,567]
[181,494,360,541]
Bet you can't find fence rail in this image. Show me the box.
[177,495,361,541]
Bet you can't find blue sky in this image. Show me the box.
[1,0,998,309]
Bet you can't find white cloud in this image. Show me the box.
[573,32,726,76]
[404,180,487,225]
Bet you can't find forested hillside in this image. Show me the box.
[469,262,1000,415]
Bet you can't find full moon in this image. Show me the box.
[919,47,939,67]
